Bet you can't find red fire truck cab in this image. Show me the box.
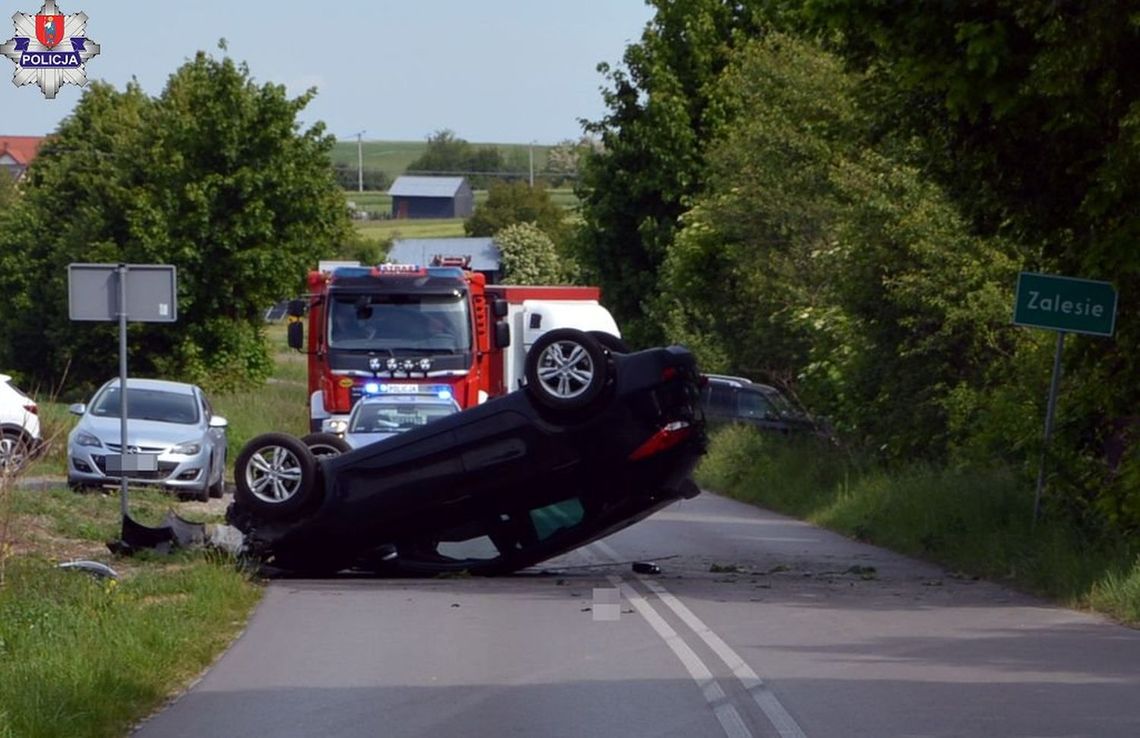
[287,261,620,431]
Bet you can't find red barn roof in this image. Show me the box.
[0,135,45,166]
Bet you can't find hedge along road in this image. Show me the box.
[131,492,1140,737]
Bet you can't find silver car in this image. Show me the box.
[67,378,228,501]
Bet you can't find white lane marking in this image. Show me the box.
[606,575,753,738]
[593,541,808,738]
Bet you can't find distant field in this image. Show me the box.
[330,139,555,182]
[354,218,467,240]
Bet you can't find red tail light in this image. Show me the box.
[24,402,38,416]
[629,421,692,461]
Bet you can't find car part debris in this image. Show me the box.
[632,561,661,575]
[58,560,119,580]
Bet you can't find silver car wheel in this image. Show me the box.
[535,340,595,400]
[244,444,305,504]
[0,434,28,474]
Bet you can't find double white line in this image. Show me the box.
[589,540,808,738]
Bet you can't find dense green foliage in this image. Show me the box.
[0,172,15,209]
[464,180,567,244]
[579,1,1140,535]
[575,0,762,346]
[494,223,570,285]
[660,34,1022,459]
[405,129,508,189]
[0,50,350,395]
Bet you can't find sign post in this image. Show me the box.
[68,263,177,521]
[1012,272,1117,524]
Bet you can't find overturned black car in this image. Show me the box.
[227,329,707,576]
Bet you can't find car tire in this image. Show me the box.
[524,328,609,413]
[67,478,92,493]
[0,430,31,475]
[233,433,319,520]
[587,331,630,354]
[208,475,225,499]
[300,432,351,459]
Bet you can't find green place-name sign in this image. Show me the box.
[1013,272,1117,337]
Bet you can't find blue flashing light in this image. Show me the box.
[374,382,452,395]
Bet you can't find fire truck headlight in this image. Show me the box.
[418,358,432,372]
[364,382,380,395]
[386,358,399,371]
[401,359,416,372]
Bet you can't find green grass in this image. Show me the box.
[0,322,326,737]
[695,424,1140,625]
[0,554,258,738]
[354,218,468,240]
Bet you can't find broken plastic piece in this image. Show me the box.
[58,560,120,580]
[632,561,660,575]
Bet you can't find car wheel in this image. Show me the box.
[587,331,630,354]
[524,328,609,412]
[67,478,92,493]
[233,433,319,520]
[208,453,226,498]
[0,431,31,475]
[300,432,351,459]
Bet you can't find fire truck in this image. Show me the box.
[286,260,621,431]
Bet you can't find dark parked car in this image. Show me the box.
[227,329,706,576]
[700,374,823,436]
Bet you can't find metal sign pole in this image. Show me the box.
[117,264,130,519]
[1032,331,1066,526]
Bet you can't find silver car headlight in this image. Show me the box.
[322,419,348,436]
[74,430,103,448]
[171,441,202,455]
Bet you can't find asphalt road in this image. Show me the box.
[132,493,1140,738]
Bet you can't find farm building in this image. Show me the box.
[388,176,474,219]
[0,135,45,181]
[387,237,501,283]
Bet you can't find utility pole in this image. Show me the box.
[356,131,365,193]
[529,142,534,188]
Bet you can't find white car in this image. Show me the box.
[66,378,228,501]
[0,373,42,474]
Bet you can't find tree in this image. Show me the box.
[495,223,569,285]
[792,0,1140,527]
[406,129,505,188]
[660,34,1021,459]
[575,0,763,346]
[0,170,16,209]
[464,180,567,243]
[0,50,351,394]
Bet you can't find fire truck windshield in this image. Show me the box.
[328,293,472,353]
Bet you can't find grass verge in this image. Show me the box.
[0,324,313,736]
[695,424,1140,626]
[0,482,261,738]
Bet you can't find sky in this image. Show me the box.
[0,0,654,144]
